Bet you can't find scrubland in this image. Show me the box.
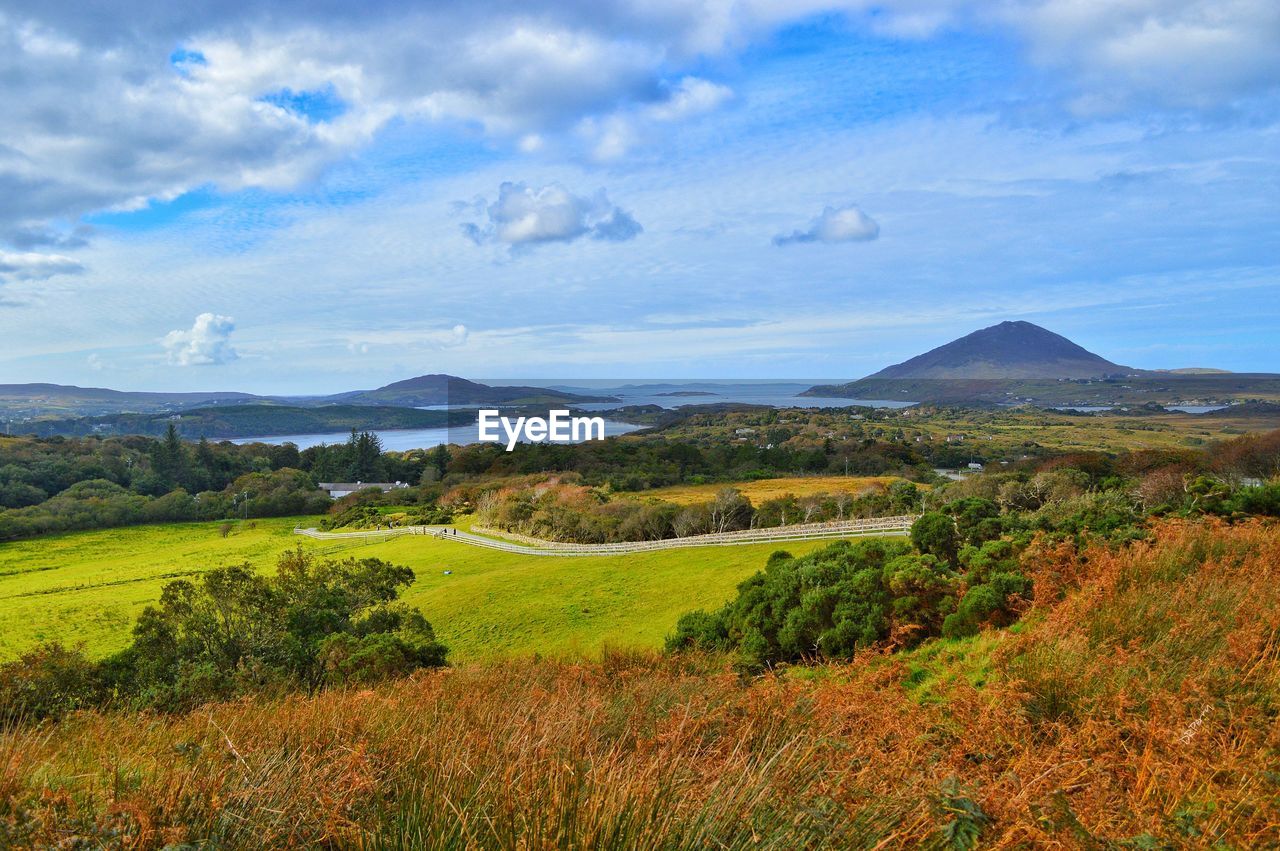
[2,518,1277,848]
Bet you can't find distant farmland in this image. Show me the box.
[636,475,910,505]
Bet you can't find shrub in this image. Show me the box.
[665,610,731,653]
[97,549,448,712]
[0,643,103,724]
[911,512,959,563]
[668,538,974,669]
[1225,482,1280,517]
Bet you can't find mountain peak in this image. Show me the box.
[347,374,616,406]
[375,374,477,393]
[867,321,1131,380]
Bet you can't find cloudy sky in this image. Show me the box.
[1,0,1277,393]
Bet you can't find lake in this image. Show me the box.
[231,418,644,450]
[1050,405,1228,414]
[527,381,916,411]
[231,381,917,450]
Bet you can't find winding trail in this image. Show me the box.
[294,515,918,557]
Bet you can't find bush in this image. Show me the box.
[669,527,1038,667]
[93,549,448,712]
[1225,482,1280,517]
[665,610,730,653]
[946,497,1003,546]
[911,512,959,563]
[321,503,387,531]
[668,538,972,669]
[0,643,103,724]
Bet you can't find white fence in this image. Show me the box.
[295,515,919,558]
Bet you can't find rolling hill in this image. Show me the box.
[332,374,616,407]
[20,404,471,440]
[0,374,617,430]
[0,383,264,417]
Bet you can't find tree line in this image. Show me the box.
[468,477,925,544]
[0,427,436,541]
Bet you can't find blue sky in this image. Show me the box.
[0,1,1277,393]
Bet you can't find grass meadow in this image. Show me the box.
[0,517,829,663]
[636,475,904,504]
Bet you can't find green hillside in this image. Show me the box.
[0,517,829,662]
[22,404,468,439]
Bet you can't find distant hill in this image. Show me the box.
[1197,401,1280,417]
[0,383,264,417]
[865,321,1132,380]
[0,374,617,422]
[336,374,616,407]
[21,404,472,440]
[805,321,1280,406]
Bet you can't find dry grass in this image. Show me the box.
[636,475,907,505]
[2,519,1279,848]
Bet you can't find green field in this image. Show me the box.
[0,518,831,663]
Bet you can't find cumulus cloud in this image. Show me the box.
[0,250,86,280]
[0,3,748,247]
[462,182,642,247]
[774,204,880,246]
[163,313,239,366]
[1,0,1274,251]
[441,324,469,347]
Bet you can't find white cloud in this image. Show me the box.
[1,0,1274,255]
[163,313,238,366]
[0,250,85,281]
[462,182,642,247]
[774,204,880,245]
[0,5,746,249]
[847,0,1280,114]
[343,324,469,355]
[580,76,734,160]
[997,0,1280,114]
[442,324,469,347]
[649,77,734,122]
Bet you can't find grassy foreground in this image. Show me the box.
[2,519,1277,848]
[0,517,829,662]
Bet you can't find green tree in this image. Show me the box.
[192,436,218,491]
[347,430,387,482]
[911,512,960,564]
[104,549,446,710]
[150,422,189,488]
[425,444,452,483]
[946,497,1003,546]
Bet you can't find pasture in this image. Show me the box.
[636,475,905,505]
[0,517,831,663]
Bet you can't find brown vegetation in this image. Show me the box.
[2,519,1278,848]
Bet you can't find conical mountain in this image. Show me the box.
[867,321,1131,380]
